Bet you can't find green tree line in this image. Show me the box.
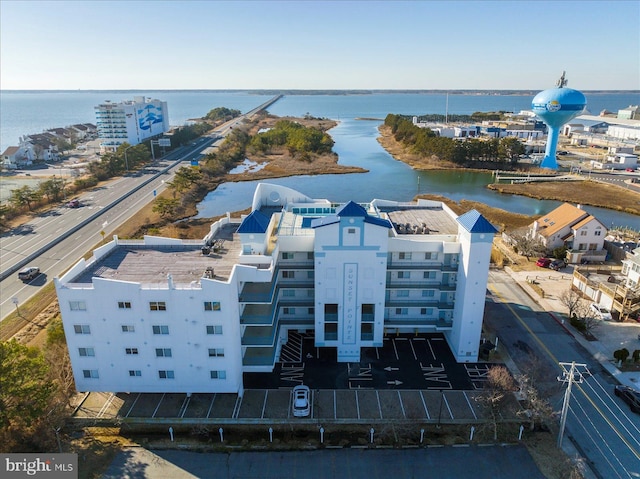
[385,114,525,166]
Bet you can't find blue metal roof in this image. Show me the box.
[312,201,391,229]
[456,210,497,234]
[237,210,271,234]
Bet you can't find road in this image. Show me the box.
[0,95,281,321]
[486,270,640,479]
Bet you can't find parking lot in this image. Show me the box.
[73,333,520,424]
[74,387,520,424]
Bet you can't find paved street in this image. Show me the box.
[486,268,640,479]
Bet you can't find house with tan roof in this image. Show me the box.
[1,146,29,169]
[529,203,607,263]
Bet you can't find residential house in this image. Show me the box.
[529,203,607,263]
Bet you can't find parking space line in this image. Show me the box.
[125,393,140,418]
[179,395,190,418]
[355,390,361,419]
[288,390,292,419]
[375,347,380,360]
[232,395,243,419]
[443,393,453,420]
[392,339,399,360]
[310,390,314,419]
[409,339,417,360]
[398,390,406,418]
[463,391,477,420]
[427,339,436,361]
[97,393,114,418]
[206,394,216,418]
[152,393,166,418]
[376,391,382,419]
[261,391,268,419]
[419,391,430,419]
[333,391,337,420]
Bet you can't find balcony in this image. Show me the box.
[383,317,452,330]
[243,346,277,367]
[386,281,456,290]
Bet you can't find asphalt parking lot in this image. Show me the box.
[73,333,521,424]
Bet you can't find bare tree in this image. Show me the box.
[516,374,556,431]
[510,233,546,260]
[475,366,516,441]
[559,289,583,320]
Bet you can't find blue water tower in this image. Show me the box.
[531,72,586,169]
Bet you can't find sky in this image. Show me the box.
[1,0,639,90]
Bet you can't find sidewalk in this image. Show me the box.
[504,266,640,388]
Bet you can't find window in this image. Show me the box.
[158,370,174,379]
[361,323,374,341]
[282,252,294,260]
[397,290,409,297]
[121,325,135,333]
[594,230,602,236]
[282,289,295,297]
[395,308,408,315]
[282,307,295,315]
[149,301,166,311]
[307,271,314,279]
[425,252,434,260]
[588,243,598,251]
[78,347,95,357]
[397,271,409,279]
[74,324,91,334]
[204,301,221,311]
[118,301,132,309]
[423,271,436,279]
[580,230,587,236]
[307,252,314,260]
[347,228,356,234]
[421,307,434,315]
[308,307,315,315]
[125,348,138,355]
[152,325,169,335]
[422,290,435,297]
[324,322,338,340]
[156,348,172,357]
[210,370,227,379]
[282,271,295,279]
[69,301,87,311]
[578,243,587,250]
[206,325,223,335]
[208,348,224,357]
[399,252,412,260]
[129,370,141,377]
[82,369,99,379]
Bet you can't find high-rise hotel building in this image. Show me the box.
[94,96,169,152]
[55,183,496,395]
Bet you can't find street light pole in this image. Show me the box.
[123,144,135,172]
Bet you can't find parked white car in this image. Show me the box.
[590,303,613,321]
[292,385,310,417]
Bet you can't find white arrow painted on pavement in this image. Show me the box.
[384,367,399,372]
[387,380,403,386]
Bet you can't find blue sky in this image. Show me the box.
[1,0,638,90]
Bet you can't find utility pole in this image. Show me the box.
[557,361,589,448]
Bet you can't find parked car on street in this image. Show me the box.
[536,258,552,268]
[18,266,40,281]
[66,199,80,208]
[549,259,566,270]
[614,385,640,413]
[292,385,310,417]
[590,303,613,321]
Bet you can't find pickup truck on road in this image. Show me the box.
[18,266,40,281]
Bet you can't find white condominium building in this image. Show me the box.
[95,96,169,152]
[55,183,496,395]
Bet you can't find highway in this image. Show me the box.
[487,270,640,479]
[0,95,282,321]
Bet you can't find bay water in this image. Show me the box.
[1,90,638,228]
